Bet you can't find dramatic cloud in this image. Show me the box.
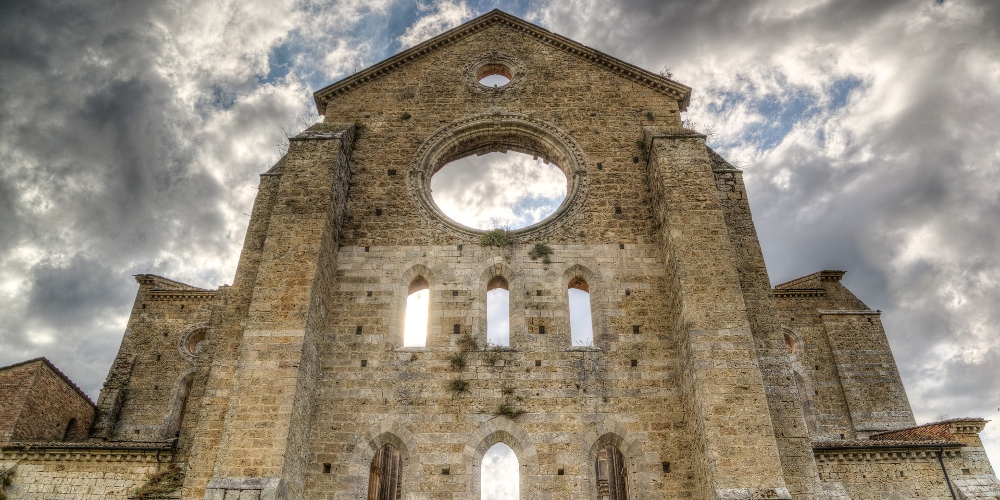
[431,152,567,230]
[1,0,997,470]
[534,0,1000,461]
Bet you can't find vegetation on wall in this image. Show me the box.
[0,464,15,500]
[480,229,510,247]
[130,464,184,499]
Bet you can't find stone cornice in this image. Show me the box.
[771,289,826,299]
[148,290,217,301]
[1,443,173,463]
[817,309,880,316]
[813,443,962,464]
[312,10,692,114]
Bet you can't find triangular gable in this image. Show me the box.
[313,9,692,114]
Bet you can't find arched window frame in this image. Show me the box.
[163,369,196,439]
[368,443,403,500]
[394,264,437,348]
[567,276,594,347]
[486,275,511,347]
[562,264,607,350]
[62,418,78,442]
[403,276,430,348]
[475,264,518,349]
[464,418,540,499]
[582,427,650,500]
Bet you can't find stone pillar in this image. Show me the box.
[644,127,791,499]
[711,152,826,498]
[821,310,915,436]
[201,124,354,500]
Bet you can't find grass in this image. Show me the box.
[494,404,526,419]
[130,463,184,499]
[456,333,479,353]
[448,352,467,370]
[528,243,553,264]
[480,229,510,247]
[447,377,470,397]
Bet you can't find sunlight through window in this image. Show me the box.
[481,442,518,500]
[487,276,510,347]
[568,277,593,346]
[404,277,429,347]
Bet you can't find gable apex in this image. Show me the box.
[312,9,692,114]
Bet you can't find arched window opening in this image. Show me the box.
[487,276,510,347]
[568,277,593,346]
[165,373,194,439]
[795,372,819,435]
[62,418,78,442]
[482,442,518,500]
[784,331,796,355]
[187,329,206,356]
[403,277,430,347]
[368,443,403,500]
[595,445,629,500]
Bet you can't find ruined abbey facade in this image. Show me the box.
[2,10,998,500]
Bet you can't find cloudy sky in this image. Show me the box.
[1,0,998,474]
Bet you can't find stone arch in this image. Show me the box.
[62,418,79,442]
[781,326,803,358]
[344,419,424,500]
[794,371,819,436]
[462,417,539,500]
[390,263,439,347]
[178,323,210,363]
[580,422,650,500]
[163,368,196,439]
[562,263,611,349]
[408,112,590,242]
[474,261,522,348]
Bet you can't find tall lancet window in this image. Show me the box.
[568,277,593,346]
[368,444,403,500]
[481,442,518,499]
[595,445,628,500]
[403,276,429,347]
[487,276,510,347]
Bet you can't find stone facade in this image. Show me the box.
[1,9,998,500]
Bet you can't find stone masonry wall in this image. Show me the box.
[710,150,824,498]
[289,18,746,500]
[94,275,216,443]
[1,448,169,500]
[774,272,915,440]
[181,165,283,498]
[0,360,94,444]
[0,362,41,444]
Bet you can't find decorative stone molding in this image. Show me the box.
[148,290,217,302]
[341,418,425,500]
[817,310,880,316]
[579,420,652,500]
[463,50,527,91]
[772,289,827,299]
[0,445,172,463]
[177,324,209,362]
[408,111,589,242]
[313,10,691,113]
[462,417,539,500]
[814,447,962,463]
